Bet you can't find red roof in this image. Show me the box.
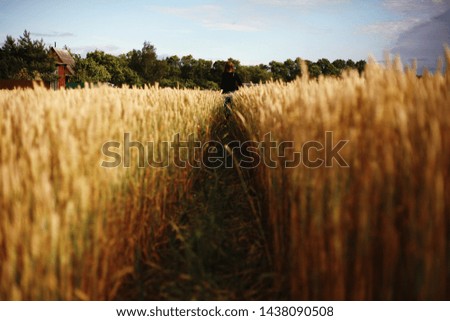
[51,47,75,76]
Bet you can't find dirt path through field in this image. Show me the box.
[116,107,277,300]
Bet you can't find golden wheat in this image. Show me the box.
[232,51,450,299]
[0,85,221,300]
[1,51,449,300]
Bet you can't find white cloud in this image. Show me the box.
[360,18,422,38]
[362,0,449,39]
[153,4,222,18]
[392,8,450,71]
[357,0,449,72]
[203,22,260,32]
[150,4,262,32]
[71,44,121,57]
[249,0,350,6]
[382,0,449,15]
[31,31,75,38]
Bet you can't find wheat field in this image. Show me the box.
[0,52,449,300]
[232,51,450,299]
[0,85,221,299]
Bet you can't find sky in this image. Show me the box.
[0,0,449,71]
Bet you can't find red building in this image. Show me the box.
[50,47,75,90]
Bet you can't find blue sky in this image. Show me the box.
[0,0,448,70]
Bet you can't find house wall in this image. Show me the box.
[57,65,66,89]
[0,79,50,90]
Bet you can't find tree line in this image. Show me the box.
[0,30,57,82]
[0,30,367,89]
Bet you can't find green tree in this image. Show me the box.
[332,59,346,75]
[86,50,142,86]
[118,54,142,87]
[0,30,56,81]
[356,60,367,74]
[316,58,339,76]
[165,56,182,79]
[0,36,21,79]
[127,42,161,84]
[304,60,322,78]
[193,58,213,87]
[269,60,288,81]
[211,60,226,84]
[284,58,301,81]
[72,56,111,83]
[239,65,271,84]
[180,55,195,82]
[346,59,356,69]
[66,36,367,89]
[159,56,182,88]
